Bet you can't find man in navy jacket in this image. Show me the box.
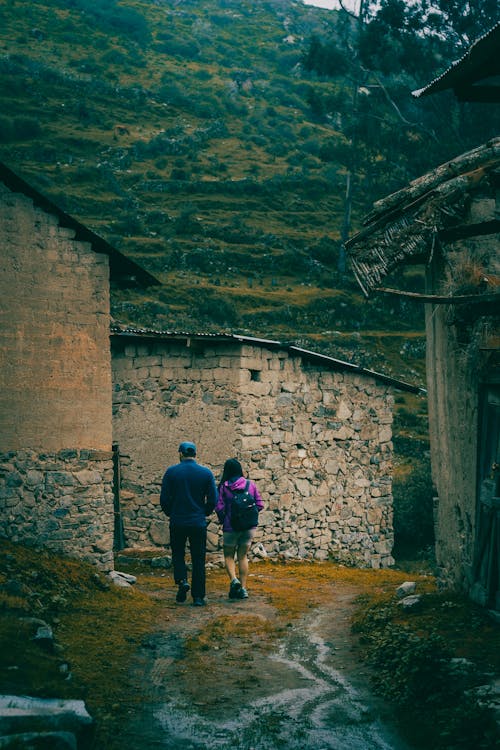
[160,441,217,606]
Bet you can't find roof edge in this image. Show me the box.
[411,21,500,100]
[0,161,160,288]
[110,324,425,395]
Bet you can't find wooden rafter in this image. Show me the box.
[374,287,500,305]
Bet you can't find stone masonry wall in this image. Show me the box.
[0,183,115,570]
[112,337,395,568]
[0,449,115,570]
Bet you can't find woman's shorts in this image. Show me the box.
[223,528,255,547]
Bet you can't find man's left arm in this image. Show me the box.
[160,471,172,516]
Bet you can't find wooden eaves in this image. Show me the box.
[345,139,500,297]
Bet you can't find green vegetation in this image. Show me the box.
[353,590,500,749]
[393,453,435,559]
[3,0,495,381]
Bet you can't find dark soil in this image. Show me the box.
[101,562,413,750]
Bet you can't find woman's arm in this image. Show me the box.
[215,484,226,522]
[251,481,264,511]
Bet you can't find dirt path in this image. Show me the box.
[108,563,411,750]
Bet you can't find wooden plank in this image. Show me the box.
[373,288,500,305]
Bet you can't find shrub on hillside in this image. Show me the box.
[392,457,435,558]
[155,38,201,59]
[101,49,129,67]
[309,236,340,266]
[0,115,14,142]
[157,82,194,110]
[72,0,151,44]
[112,213,144,237]
[12,116,41,139]
[174,205,202,236]
[171,167,189,181]
[193,290,240,327]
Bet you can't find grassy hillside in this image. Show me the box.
[0,0,429,390]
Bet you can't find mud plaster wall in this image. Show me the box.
[425,300,478,590]
[0,184,115,569]
[425,226,500,591]
[112,338,396,568]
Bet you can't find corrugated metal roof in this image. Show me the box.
[0,161,160,288]
[111,323,425,394]
[412,21,500,102]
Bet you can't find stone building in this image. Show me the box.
[346,140,500,601]
[111,326,421,568]
[0,162,158,570]
[346,23,500,608]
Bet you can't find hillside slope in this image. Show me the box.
[0,0,432,381]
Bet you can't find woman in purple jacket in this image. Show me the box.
[216,458,263,600]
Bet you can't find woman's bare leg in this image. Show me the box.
[223,545,237,582]
[236,542,251,588]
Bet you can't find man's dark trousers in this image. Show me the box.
[170,524,207,600]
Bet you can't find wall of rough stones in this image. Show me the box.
[0,449,115,570]
[112,336,396,568]
[0,183,115,570]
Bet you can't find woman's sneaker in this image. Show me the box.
[238,587,249,599]
[228,579,242,599]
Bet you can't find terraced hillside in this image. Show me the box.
[0,0,431,377]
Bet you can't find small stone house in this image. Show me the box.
[0,162,158,570]
[346,140,500,603]
[111,325,421,568]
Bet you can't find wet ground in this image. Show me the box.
[112,564,412,750]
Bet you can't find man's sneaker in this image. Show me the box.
[238,587,249,599]
[176,581,190,603]
[192,597,206,607]
[228,579,242,599]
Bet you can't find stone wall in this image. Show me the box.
[112,336,396,568]
[0,182,115,570]
[0,449,115,570]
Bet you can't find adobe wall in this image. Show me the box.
[0,184,114,569]
[425,225,500,592]
[112,337,396,568]
[425,299,479,590]
[0,185,113,451]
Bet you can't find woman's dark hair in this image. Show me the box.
[220,458,243,485]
